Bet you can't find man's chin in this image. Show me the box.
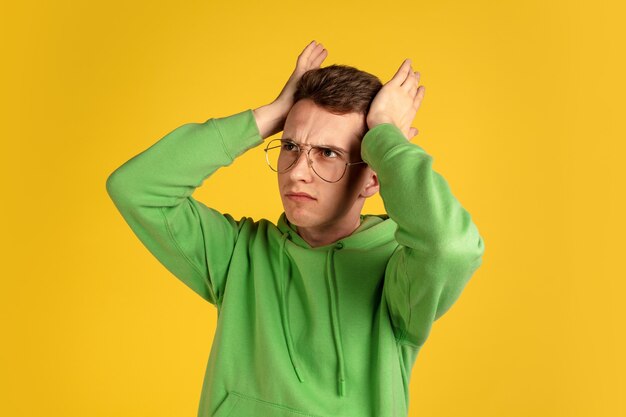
[284,210,315,229]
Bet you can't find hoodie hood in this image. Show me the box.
[276,212,397,397]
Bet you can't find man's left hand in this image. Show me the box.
[366,58,426,141]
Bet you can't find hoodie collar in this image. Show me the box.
[276,212,396,397]
[277,212,395,250]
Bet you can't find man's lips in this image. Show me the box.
[285,192,316,201]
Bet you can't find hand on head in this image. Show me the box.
[268,43,425,142]
[366,58,426,140]
[273,40,329,112]
[253,41,329,139]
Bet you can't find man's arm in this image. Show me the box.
[361,123,485,346]
[105,40,328,309]
[106,109,264,308]
[363,59,485,346]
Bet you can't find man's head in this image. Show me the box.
[277,64,383,233]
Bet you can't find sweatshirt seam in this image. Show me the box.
[210,118,235,162]
[159,206,219,305]
[392,249,415,347]
[396,337,421,348]
[402,249,413,343]
[229,391,326,417]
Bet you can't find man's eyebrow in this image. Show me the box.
[280,138,349,154]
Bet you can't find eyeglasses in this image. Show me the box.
[264,138,367,183]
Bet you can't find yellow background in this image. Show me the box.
[2,0,624,416]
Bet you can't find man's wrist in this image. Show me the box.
[253,101,290,140]
[366,114,396,131]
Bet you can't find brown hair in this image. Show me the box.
[293,64,383,116]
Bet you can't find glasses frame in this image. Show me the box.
[264,138,367,183]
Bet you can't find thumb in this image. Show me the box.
[408,127,419,140]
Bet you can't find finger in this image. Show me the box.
[310,48,328,68]
[410,71,421,96]
[298,40,321,62]
[405,70,419,96]
[389,58,413,86]
[302,42,325,65]
[308,43,326,62]
[401,66,415,87]
[300,40,317,56]
[413,85,426,106]
[408,127,419,139]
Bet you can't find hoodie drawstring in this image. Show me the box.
[279,233,305,383]
[278,232,347,397]
[325,242,346,397]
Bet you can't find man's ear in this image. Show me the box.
[360,168,379,198]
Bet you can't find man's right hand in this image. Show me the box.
[253,40,328,139]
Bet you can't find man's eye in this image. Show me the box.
[282,143,298,151]
[320,148,338,158]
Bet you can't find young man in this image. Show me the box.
[106,41,485,417]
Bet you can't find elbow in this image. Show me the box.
[106,171,120,199]
[106,170,131,206]
[438,231,485,268]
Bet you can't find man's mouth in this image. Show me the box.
[285,191,316,201]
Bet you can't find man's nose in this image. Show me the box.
[289,151,314,182]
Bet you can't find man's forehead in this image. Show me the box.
[282,99,367,151]
[283,120,365,149]
[282,127,360,143]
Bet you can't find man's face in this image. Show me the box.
[277,98,378,230]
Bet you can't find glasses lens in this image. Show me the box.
[265,139,350,182]
[309,147,348,182]
[266,139,299,172]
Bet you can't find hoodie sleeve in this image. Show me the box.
[361,123,485,347]
[106,109,264,308]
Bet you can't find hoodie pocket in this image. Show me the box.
[213,390,328,417]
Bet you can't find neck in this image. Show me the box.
[295,214,362,248]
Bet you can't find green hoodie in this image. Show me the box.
[106,108,485,417]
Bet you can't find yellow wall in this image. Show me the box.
[1,1,624,416]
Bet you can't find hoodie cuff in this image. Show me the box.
[361,123,430,171]
[207,108,264,162]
